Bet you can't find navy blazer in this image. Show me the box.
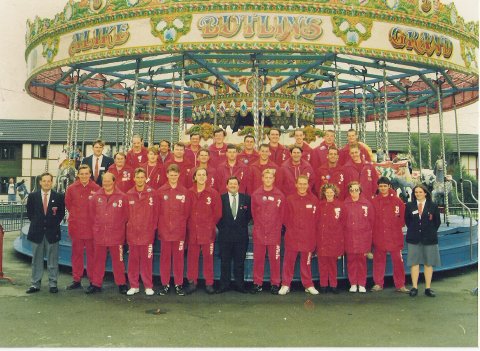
[26,190,66,244]
[81,154,114,186]
[217,193,251,243]
[405,199,441,245]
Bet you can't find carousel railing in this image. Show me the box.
[451,179,475,261]
[0,201,27,232]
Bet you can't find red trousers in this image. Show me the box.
[160,240,185,286]
[128,244,153,289]
[281,248,314,288]
[92,245,126,287]
[347,253,367,286]
[253,243,281,286]
[187,243,215,286]
[318,256,338,288]
[71,238,94,282]
[373,249,406,288]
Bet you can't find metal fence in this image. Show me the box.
[0,202,28,232]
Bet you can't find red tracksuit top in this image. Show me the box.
[187,186,222,244]
[343,160,379,199]
[284,192,320,252]
[89,187,129,246]
[251,187,286,245]
[238,150,259,167]
[338,143,372,166]
[126,186,159,246]
[311,141,337,170]
[279,159,316,196]
[215,161,250,194]
[107,165,135,193]
[126,147,149,169]
[268,143,290,166]
[317,199,345,257]
[157,183,191,242]
[343,195,375,254]
[184,146,201,166]
[208,143,227,167]
[249,160,281,194]
[295,142,313,164]
[139,162,165,190]
[65,179,100,239]
[314,165,346,199]
[163,159,195,189]
[372,189,406,251]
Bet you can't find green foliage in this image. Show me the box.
[409,134,454,170]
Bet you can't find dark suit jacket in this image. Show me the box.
[81,154,114,186]
[217,193,251,242]
[27,190,66,244]
[405,200,441,245]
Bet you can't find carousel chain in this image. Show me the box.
[151,88,158,145]
[147,87,156,147]
[179,67,186,142]
[81,108,87,158]
[406,100,412,158]
[436,76,450,226]
[334,62,341,145]
[453,94,465,205]
[170,73,176,149]
[73,97,81,159]
[128,61,141,151]
[417,107,423,171]
[253,63,260,145]
[68,83,80,161]
[213,80,218,127]
[294,79,299,129]
[426,101,432,169]
[98,92,105,140]
[45,89,57,172]
[353,87,359,133]
[65,85,75,162]
[260,70,267,148]
[361,85,367,143]
[373,96,379,153]
[382,62,389,159]
[123,97,131,150]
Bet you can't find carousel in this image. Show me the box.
[15,0,478,281]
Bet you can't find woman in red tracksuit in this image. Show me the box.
[125,168,159,296]
[316,183,344,294]
[371,177,408,293]
[87,172,129,294]
[140,146,165,190]
[185,168,222,295]
[343,181,375,294]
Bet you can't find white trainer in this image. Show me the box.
[358,286,367,293]
[145,288,155,296]
[278,285,290,295]
[126,288,140,295]
[349,285,358,293]
[305,286,319,295]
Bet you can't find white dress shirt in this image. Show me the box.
[228,192,239,219]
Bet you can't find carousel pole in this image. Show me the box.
[252,57,260,145]
[178,66,185,142]
[373,95,379,154]
[73,96,81,159]
[334,57,342,145]
[416,107,423,171]
[294,79,299,129]
[68,78,80,161]
[382,62,390,159]
[98,78,106,139]
[170,72,176,148]
[361,84,367,143]
[124,91,131,151]
[353,87,359,131]
[452,94,466,212]
[45,89,57,172]
[147,86,157,147]
[436,74,450,226]
[260,69,267,148]
[426,101,432,169]
[127,59,141,151]
[405,86,412,158]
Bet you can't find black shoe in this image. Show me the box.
[49,287,59,294]
[205,285,216,295]
[175,285,186,296]
[425,288,436,297]
[319,287,328,294]
[233,284,248,294]
[250,284,263,294]
[409,287,418,297]
[26,286,40,294]
[216,285,229,294]
[330,287,340,294]
[157,285,170,296]
[118,284,128,295]
[270,285,280,295]
[184,282,197,295]
[85,285,101,294]
[66,281,82,290]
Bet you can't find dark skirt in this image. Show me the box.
[406,243,441,267]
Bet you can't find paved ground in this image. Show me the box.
[0,230,477,347]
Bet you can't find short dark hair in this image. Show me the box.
[226,144,237,152]
[227,176,239,185]
[214,128,226,136]
[39,172,53,182]
[92,139,105,147]
[377,176,391,186]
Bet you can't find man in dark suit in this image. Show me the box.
[216,176,251,293]
[25,172,66,294]
[81,139,114,186]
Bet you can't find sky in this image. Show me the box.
[0,0,478,135]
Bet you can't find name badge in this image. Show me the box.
[306,204,313,209]
[100,167,105,170]
[412,210,419,214]
[267,196,274,201]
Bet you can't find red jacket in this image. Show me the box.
[372,189,406,251]
[107,165,135,193]
[126,147,149,169]
[159,152,172,165]
[343,160,379,199]
[187,186,222,244]
[208,143,227,167]
[215,161,250,194]
[295,142,314,164]
[238,150,259,167]
[164,159,194,189]
[157,183,191,241]
[339,143,372,166]
[343,196,375,254]
[251,187,286,245]
[89,188,129,246]
[311,141,336,170]
[126,186,158,246]
[249,160,281,194]
[65,180,100,239]
[284,192,320,252]
[184,146,201,166]
[139,162,165,190]
[269,144,290,166]
[314,164,346,199]
[317,199,344,257]
[279,159,315,196]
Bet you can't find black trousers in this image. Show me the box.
[219,239,248,288]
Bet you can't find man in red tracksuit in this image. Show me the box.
[314,146,346,199]
[184,133,202,166]
[108,152,135,193]
[338,129,372,166]
[158,139,172,165]
[164,142,195,189]
[249,144,280,193]
[216,144,250,194]
[311,129,337,170]
[371,177,409,293]
[292,129,314,164]
[267,128,290,166]
[343,144,379,199]
[238,135,259,166]
[86,172,129,294]
[185,168,222,295]
[197,148,219,190]
[279,175,320,296]
[126,134,148,168]
[208,128,228,167]
[250,169,285,295]
[65,164,100,290]
[157,164,191,296]
[140,146,165,190]
[125,168,159,296]
[279,146,315,197]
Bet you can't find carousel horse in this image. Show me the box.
[55,159,77,194]
[375,157,414,202]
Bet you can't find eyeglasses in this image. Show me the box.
[349,188,360,192]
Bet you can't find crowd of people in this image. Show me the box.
[24,127,441,299]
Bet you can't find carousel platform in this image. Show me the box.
[13,215,477,282]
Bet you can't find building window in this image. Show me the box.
[32,144,48,159]
[0,177,14,195]
[0,145,15,160]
